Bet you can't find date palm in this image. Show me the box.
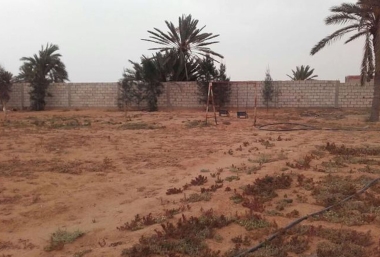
[0,65,13,119]
[18,43,68,111]
[142,14,223,80]
[311,1,380,121]
[121,53,166,112]
[287,65,318,80]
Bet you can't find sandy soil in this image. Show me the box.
[1,108,380,257]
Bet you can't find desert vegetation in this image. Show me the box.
[1,108,380,256]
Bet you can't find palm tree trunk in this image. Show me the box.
[370,69,380,121]
[370,21,380,122]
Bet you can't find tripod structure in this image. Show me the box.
[205,82,218,125]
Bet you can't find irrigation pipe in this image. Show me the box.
[256,122,380,132]
[234,177,380,257]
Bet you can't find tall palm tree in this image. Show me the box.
[310,1,380,121]
[0,66,13,118]
[142,14,223,80]
[287,65,318,80]
[18,43,68,111]
[0,65,12,100]
[121,54,166,112]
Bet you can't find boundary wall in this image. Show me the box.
[8,81,373,109]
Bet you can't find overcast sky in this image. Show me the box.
[1,0,361,82]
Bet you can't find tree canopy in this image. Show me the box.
[18,43,69,111]
[287,65,318,81]
[311,1,380,121]
[0,65,13,103]
[142,14,223,80]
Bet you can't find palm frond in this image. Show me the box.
[311,24,360,55]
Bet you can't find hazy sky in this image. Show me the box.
[1,0,361,82]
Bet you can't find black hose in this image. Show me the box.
[257,122,320,131]
[256,122,380,132]
[234,177,380,257]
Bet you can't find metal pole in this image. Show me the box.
[205,82,212,124]
[210,85,218,125]
[254,83,257,126]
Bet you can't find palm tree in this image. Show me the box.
[287,65,318,80]
[310,1,380,121]
[120,54,166,112]
[142,14,223,80]
[197,56,231,107]
[18,43,68,111]
[0,66,13,118]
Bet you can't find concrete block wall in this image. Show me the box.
[338,83,373,108]
[70,83,118,108]
[7,83,25,109]
[46,83,68,107]
[158,82,202,108]
[228,82,257,108]
[7,81,376,109]
[275,81,338,108]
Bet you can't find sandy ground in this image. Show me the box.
[1,108,380,257]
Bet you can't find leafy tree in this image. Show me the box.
[142,14,223,80]
[0,65,13,107]
[164,50,200,81]
[213,63,231,108]
[310,1,380,121]
[287,65,318,80]
[197,56,231,108]
[18,43,68,111]
[119,54,164,112]
[119,66,146,110]
[262,68,274,111]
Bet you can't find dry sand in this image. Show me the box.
[1,108,380,256]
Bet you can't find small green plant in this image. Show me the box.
[231,235,251,246]
[215,175,223,183]
[230,190,245,204]
[185,192,212,202]
[201,184,223,193]
[285,209,300,218]
[119,122,163,130]
[297,174,314,190]
[249,154,273,165]
[243,174,292,202]
[166,188,183,195]
[242,197,265,212]
[117,213,160,231]
[121,209,233,256]
[190,175,208,186]
[225,175,240,182]
[259,139,275,148]
[311,175,360,207]
[286,155,314,170]
[235,211,272,231]
[262,68,274,111]
[316,241,364,257]
[358,165,380,174]
[246,165,261,174]
[185,120,208,128]
[324,142,380,156]
[275,198,293,211]
[164,208,180,218]
[44,229,84,252]
[229,164,239,173]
